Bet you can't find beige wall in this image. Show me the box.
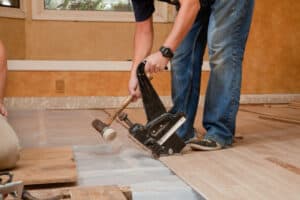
[0,0,299,97]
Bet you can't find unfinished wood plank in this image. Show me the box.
[161,147,300,200]
[119,186,132,200]
[20,146,74,160]
[11,147,77,185]
[266,157,300,175]
[288,101,300,109]
[8,106,300,199]
[239,105,300,120]
[6,186,129,200]
[258,115,300,125]
[289,101,300,106]
[160,108,300,200]
[240,105,300,125]
[288,105,300,109]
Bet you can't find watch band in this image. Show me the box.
[159,46,174,59]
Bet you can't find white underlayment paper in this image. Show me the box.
[73,143,205,200]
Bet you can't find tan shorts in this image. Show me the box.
[0,115,20,170]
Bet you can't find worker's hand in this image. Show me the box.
[145,51,169,74]
[0,102,8,117]
[128,71,141,102]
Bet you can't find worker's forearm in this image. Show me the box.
[131,17,154,73]
[163,0,200,51]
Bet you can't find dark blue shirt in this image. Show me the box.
[132,0,209,22]
[131,0,155,22]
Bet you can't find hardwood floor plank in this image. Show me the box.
[11,146,77,186]
[7,105,300,199]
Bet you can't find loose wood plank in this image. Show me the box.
[11,147,77,185]
[6,186,130,200]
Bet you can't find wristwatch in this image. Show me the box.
[159,46,174,59]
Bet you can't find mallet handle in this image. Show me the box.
[106,74,153,125]
[107,95,133,125]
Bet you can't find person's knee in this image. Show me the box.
[207,31,231,62]
[0,40,5,58]
[0,115,20,170]
[0,40,7,72]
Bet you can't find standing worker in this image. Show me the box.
[128,0,254,150]
[0,40,20,170]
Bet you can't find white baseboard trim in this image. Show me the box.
[4,94,300,110]
[239,94,300,104]
[7,60,211,71]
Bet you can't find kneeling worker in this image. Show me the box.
[0,40,20,170]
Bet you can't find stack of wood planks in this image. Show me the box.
[5,146,132,200]
[11,146,77,185]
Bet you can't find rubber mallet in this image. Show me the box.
[92,95,133,141]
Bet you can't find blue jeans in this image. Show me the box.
[170,0,254,146]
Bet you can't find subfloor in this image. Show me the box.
[8,104,300,200]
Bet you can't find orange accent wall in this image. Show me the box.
[1,0,299,97]
[0,18,25,59]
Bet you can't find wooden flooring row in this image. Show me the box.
[8,104,300,200]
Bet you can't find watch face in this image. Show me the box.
[160,46,174,58]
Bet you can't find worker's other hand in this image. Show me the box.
[128,71,141,102]
[145,51,169,74]
[0,102,8,117]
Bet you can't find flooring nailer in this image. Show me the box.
[92,61,186,158]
